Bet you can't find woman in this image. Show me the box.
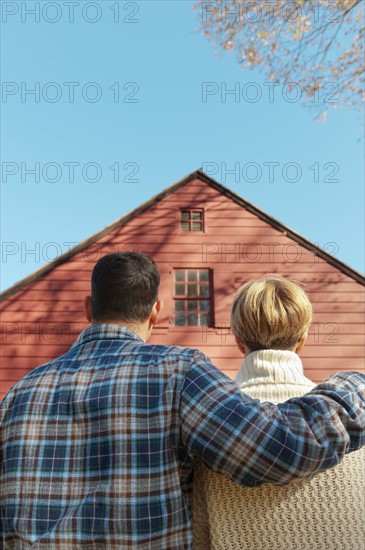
[193,275,364,550]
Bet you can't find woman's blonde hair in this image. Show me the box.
[231,275,312,351]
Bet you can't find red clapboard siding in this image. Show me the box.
[1,171,364,400]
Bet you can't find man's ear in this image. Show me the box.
[150,299,163,326]
[295,335,307,355]
[84,295,92,323]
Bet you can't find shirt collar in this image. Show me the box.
[71,323,144,349]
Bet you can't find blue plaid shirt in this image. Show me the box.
[1,323,364,549]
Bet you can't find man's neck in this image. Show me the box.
[92,319,150,342]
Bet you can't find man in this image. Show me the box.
[1,252,364,549]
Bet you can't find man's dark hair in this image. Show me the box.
[91,252,160,322]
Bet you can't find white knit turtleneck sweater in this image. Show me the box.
[235,349,316,402]
[192,350,365,550]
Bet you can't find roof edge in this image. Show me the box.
[196,170,365,286]
[1,169,364,302]
[0,170,201,302]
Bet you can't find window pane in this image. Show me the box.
[200,300,210,312]
[175,314,186,326]
[175,270,185,282]
[187,314,198,326]
[175,284,185,296]
[199,270,209,282]
[187,284,197,296]
[200,313,209,326]
[187,270,197,282]
[192,222,202,231]
[199,285,209,296]
[181,221,190,231]
[181,211,190,221]
[187,300,197,311]
[175,301,185,312]
[192,211,202,220]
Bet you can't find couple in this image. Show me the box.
[1,252,364,549]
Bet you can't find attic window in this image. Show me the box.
[181,209,204,232]
[174,269,211,326]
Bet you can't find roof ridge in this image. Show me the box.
[1,169,364,302]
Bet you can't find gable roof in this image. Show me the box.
[1,169,364,302]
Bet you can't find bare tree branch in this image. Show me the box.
[194,0,365,117]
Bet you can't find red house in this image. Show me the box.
[1,170,364,400]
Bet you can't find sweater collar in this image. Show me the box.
[235,349,308,386]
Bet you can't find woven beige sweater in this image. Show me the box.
[192,350,365,550]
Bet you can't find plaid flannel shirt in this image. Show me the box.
[1,323,364,549]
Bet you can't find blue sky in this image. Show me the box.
[1,0,364,291]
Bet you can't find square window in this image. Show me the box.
[180,210,204,232]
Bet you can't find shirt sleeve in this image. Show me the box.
[179,351,365,488]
